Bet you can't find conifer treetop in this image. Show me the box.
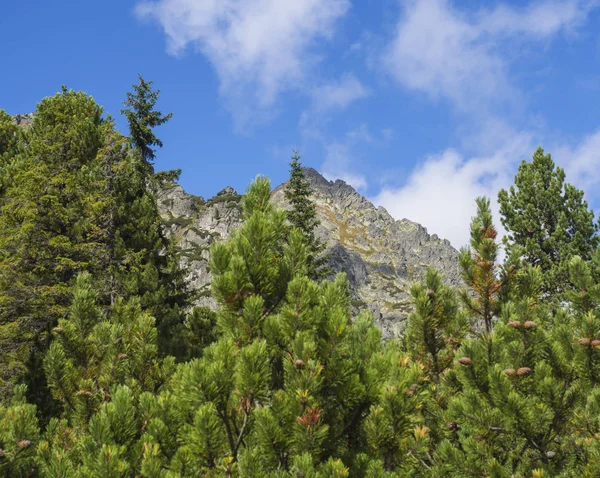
[121,75,172,169]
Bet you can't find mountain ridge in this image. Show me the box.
[158,168,460,338]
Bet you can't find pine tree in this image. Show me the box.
[121,75,172,172]
[43,273,172,423]
[498,146,599,298]
[435,264,580,476]
[0,110,20,157]
[284,150,330,281]
[0,110,22,218]
[0,385,40,477]
[458,197,506,337]
[405,269,468,385]
[162,177,424,475]
[0,89,107,401]
[119,76,189,358]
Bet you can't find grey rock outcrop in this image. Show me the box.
[12,113,34,129]
[158,168,460,339]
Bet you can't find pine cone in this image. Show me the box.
[503,368,516,376]
[523,321,537,329]
[579,338,591,346]
[17,440,31,449]
[458,357,472,366]
[508,321,521,328]
[517,367,532,376]
[294,359,305,369]
[76,390,93,398]
[114,337,122,344]
[592,340,600,347]
[52,326,64,334]
[446,422,459,431]
[426,289,435,297]
[485,227,497,240]
[293,310,299,317]
[117,353,128,360]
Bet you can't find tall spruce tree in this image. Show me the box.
[284,151,330,281]
[121,75,172,172]
[119,77,189,358]
[498,146,598,297]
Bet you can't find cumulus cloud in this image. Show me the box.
[372,130,534,248]
[373,123,600,249]
[136,0,350,127]
[374,0,599,249]
[383,0,595,112]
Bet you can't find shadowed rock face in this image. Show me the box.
[158,168,460,339]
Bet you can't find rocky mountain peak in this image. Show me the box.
[216,186,237,196]
[158,169,459,339]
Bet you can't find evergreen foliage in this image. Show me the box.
[4,85,600,476]
[0,89,107,400]
[0,83,188,404]
[498,146,599,298]
[284,151,330,281]
[121,75,172,170]
[118,76,189,359]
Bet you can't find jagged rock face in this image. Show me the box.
[158,169,460,339]
[157,184,243,310]
[12,113,34,129]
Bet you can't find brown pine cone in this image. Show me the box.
[508,321,521,328]
[294,359,305,369]
[517,367,532,376]
[503,368,516,376]
[579,338,592,346]
[117,353,128,360]
[592,340,600,347]
[458,357,472,366]
[523,321,537,329]
[17,440,31,449]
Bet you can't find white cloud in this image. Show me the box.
[373,0,599,249]
[372,122,600,249]
[383,0,595,112]
[136,0,350,127]
[478,1,593,37]
[309,74,370,112]
[373,130,533,248]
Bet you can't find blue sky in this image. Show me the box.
[2,0,600,247]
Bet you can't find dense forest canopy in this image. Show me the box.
[1,81,600,477]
